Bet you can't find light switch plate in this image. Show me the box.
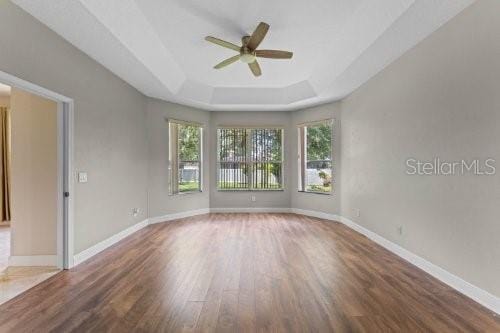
[78,172,88,183]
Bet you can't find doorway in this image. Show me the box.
[0,82,11,274]
[0,71,73,303]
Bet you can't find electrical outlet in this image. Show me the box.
[251,195,256,202]
[132,208,140,217]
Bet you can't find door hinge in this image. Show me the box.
[64,192,70,198]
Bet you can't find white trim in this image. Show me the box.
[296,118,334,127]
[292,209,500,315]
[336,216,500,315]
[56,102,64,269]
[290,208,340,221]
[68,204,500,315]
[166,117,203,127]
[0,70,75,270]
[64,101,75,269]
[73,219,149,266]
[9,255,58,267]
[149,208,210,224]
[73,209,210,266]
[210,207,292,213]
[0,71,72,103]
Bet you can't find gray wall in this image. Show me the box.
[341,0,500,297]
[291,103,341,215]
[0,2,149,253]
[2,0,497,299]
[209,111,292,209]
[147,99,210,217]
[148,105,340,213]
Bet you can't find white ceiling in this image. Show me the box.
[13,0,474,111]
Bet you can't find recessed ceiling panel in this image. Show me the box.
[12,0,475,110]
[135,0,362,88]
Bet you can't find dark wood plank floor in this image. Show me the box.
[0,213,498,332]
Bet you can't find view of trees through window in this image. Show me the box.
[169,121,202,194]
[218,128,283,190]
[299,121,333,193]
[178,124,201,192]
[169,121,330,194]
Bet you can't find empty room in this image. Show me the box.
[0,0,499,332]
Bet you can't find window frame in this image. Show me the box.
[297,119,334,195]
[168,119,203,195]
[216,126,284,191]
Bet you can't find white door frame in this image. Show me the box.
[0,70,74,269]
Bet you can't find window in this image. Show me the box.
[217,128,283,190]
[168,120,202,194]
[298,120,333,194]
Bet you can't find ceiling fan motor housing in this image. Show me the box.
[205,23,292,76]
[240,49,256,63]
[240,36,256,63]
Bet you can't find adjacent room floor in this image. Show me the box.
[0,225,9,273]
[0,226,59,306]
[0,213,498,332]
[0,267,59,306]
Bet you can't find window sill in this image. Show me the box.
[217,189,284,192]
[169,191,203,196]
[297,190,332,196]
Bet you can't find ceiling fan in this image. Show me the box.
[205,22,293,77]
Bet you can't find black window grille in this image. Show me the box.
[217,128,283,190]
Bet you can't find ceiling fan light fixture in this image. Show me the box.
[205,22,293,77]
[240,52,256,64]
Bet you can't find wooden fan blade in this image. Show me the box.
[246,22,269,51]
[214,54,241,69]
[248,60,262,77]
[256,50,293,59]
[205,36,241,52]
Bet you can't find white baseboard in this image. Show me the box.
[148,208,210,224]
[288,208,499,313]
[210,207,291,213]
[69,206,499,314]
[9,255,57,266]
[290,208,341,221]
[73,218,149,266]
[302,213,499,315]
[73,209,210,267]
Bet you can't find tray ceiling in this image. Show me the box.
[13,0,474,111]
